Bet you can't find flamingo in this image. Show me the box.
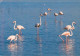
[43,12,47,25]
[64,22,76,30]
[40,14,43,17]
[35,16,41,28]
[59,29,73,42]
[35,16,41,34]
[59,11,64,22]
[7,34,18,43]
[47,8,52,11]
[43,12,47,16]
[59,11,64,15]
[13,21,25,35]
[54,13,58,22]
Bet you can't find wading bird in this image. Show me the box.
[54,13,58,22]
[59,11,64,15]
[35,16,41,28]
[43,12,47,25]
[13,21,25,35]
[59,29,73,42]
[47,8,52,11]
[64,22,76,30]
[7,34,18,43]
[35,16,42,34]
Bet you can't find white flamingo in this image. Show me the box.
[59,11,64,15]
[59,29,73,42]
[64,22,76,30]
[43,12,48,16]
[13,21,25,35]
[35,16,41,28]
[54,13,58,21]
[7,34,18,43]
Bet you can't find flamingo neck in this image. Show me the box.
[15,34,18,41]
[14,22,17,30]
[72,22,74,28]
[40,16,41,25]
[69,29,73,36]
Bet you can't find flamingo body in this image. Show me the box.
[54,13,58,16]
[7,34,18,42]
[43,12,47,16]
[47,8,52,11]
[64,22,76,30]
[59,11,64,15]
[17,25,25,30]
[35,23,41,27]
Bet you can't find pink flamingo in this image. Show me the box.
[13,21,25,35]
[64,22,76,31]
[59,29,73,42]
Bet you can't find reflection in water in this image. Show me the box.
[36,33,43,56]
[59,20,63,31]
[59,38,75,56]
[18,35,24,41]
[8,35,24,56]
[8,43,18,56]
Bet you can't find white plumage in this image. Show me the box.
[7,34,18,43]
[13,21,25,35]
[64,22,76,30]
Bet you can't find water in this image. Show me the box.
[0,2,80,56]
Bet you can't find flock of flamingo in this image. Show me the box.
[7,8,76,44]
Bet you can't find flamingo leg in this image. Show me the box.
[37,27,40,41]
[20,30,22,35]
[59,35,64,42]
[66,36,68,45]
[45,16,47,25]
[19,30,20,35]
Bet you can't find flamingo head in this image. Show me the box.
[13,21,16,23]
[16,34,18,36]
[72,22,76,24]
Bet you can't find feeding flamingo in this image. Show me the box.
[47,8,52,11]
[59,11,64,22]
[43,12,47,25]
[35,16,42,34]
[64,22,76,31]
[13,21,25,35]
[59,11,64,15]
[59,29,73,42]
[54,13,58,22]
[35,16,41,28]
[7,34,18,43]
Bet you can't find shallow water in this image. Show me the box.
[0,2,80,56]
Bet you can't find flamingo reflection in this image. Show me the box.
[59,38,75,56]
[8,43,18,56]
[36,33,42,56]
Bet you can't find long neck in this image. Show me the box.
[72,22,74,27]
[14,22,17,30]
[69,29,73,36]
[15,35,18,41]
[40,16,41,25]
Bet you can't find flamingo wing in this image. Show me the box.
[17,25,25,29]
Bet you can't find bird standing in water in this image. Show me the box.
[7,34,18,43]
[54,13,58,22]
[13,21,25,35]
[64,22,76,31]
[59,29,73,42]
[35,16,42,35]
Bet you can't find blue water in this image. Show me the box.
[0,2,80,56]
